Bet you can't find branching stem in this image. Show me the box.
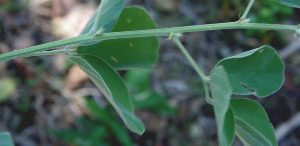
[241,0,256,20]
[0,22,297,62]
[172,37,209,82]
[172,37,212,103]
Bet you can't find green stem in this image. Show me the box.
[0,22,297,62]
[172,37,209,82]
[21,49,74,58]
[93,22,296,40]
[173,37,212,103]
[203,82,213,105]
[241,0,255,20]
[0,34,90,62]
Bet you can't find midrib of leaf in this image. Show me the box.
[99,0,118,16]
[235,117,272,146]
[96,0,121,30]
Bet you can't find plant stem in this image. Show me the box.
[241,0,255,20]
[92,22,296,40]
[0,34,90,62]
[172,37,209,82]
[203,82,213,105]
[0,22,297,62]
[173,37,212,103]
[21,49,73,58]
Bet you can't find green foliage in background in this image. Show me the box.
[246,0,294,37]
[125,70,177,115]
[52,98,132,146]
[0,1,20,13]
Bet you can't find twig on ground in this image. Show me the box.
[278,39,300,59]
[275,112,300,142]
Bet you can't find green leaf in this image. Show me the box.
[125,70,177,115]
[223,107,235,145]
[273,0,300,8]
[85,99,132,146]
[78,0,125,46]
[131,92,177,115]
[85,98,115,123]
[70,55,145,135]
[125,70,151,93]
[76,7,159,70]
[53,128,101,145]
[230,98,277,146]
[0,78,17,103]
[216,45,284,97]
[210,66,235,146]
[0,132,14,146]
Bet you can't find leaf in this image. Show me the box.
[76,7,159,70]
[0,132,14,146]
[85,98,132,146]
[125,70,177,115]
[70,55,145,135]
[131,92,177,115]
[53,129,97,144]
[78,0,125,46]
[273,0,300,8]
[230,98,277,146]
[125,70,151,93]
[0,78,17,103]
[210,66,235,146]
[215,45,284,97]
[223,107,235,145]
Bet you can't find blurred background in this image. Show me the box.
[0,0,300,145]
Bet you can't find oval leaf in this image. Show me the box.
[77,0,125,46]
[230,98,277,146]
[210,66,235,146]
[0,132,14,146]
[273,0,300,8]
[215,46,284,97]
[69,55,145,135]
[76,6,159,70]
